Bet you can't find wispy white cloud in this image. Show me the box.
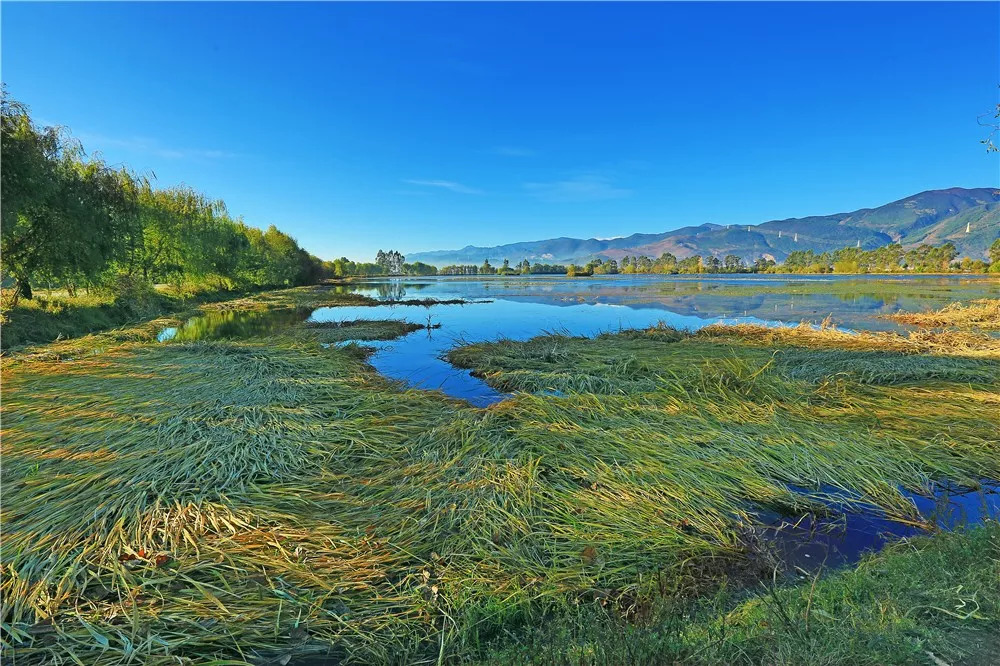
[492,146,535,157]
[75,132,237,160]
[402,179,484,195]
[524,175,631,202]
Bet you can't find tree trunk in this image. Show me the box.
[17,278,32,300]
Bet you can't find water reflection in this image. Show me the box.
[159,275,1000,405]
[308,299,734,406]
[760,482,1000,573]
[157,308,310,342]
[341,275,1000,333]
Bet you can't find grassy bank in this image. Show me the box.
[2,286,998,664]
[0,283,369,351]
[0,281,479,351]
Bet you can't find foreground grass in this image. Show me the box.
[2,287,999,664]
[482,523,1000,666]
[2,311,467,663]
[883,298,1000,330]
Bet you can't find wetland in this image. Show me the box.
[2,274,999,665]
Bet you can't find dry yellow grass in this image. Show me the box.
[882,298,1000,330]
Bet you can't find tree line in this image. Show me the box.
[776,241,1000,274]
[438,259,566,275]
[1,89,327,305]
[425,239,1000,278]
[325,251,436,277]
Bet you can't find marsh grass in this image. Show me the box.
[2,288,999,664]
[305,319,439,343]
[480,522,1000,665]
[883,298,1000,330]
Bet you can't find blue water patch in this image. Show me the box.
[758,482,1000,573]
[306,299,771,406]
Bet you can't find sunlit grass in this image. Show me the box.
[883,297,1000,330]
[480,522,1000,665]
[2,287,998,663]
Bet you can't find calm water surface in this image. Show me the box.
[161,274,1000,405]
[311,274,1000,406]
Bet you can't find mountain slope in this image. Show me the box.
[407,187,1000,266]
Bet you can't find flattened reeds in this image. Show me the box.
[3,293,999,663]
[882,297,1000,330]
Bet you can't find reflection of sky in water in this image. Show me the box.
[310,299,772,406]
[159,275,1000,405]
[340,274,1000,334]
[313,274,999,405]
[760,482,1000,573]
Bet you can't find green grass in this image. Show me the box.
[1,289,152,350]
[306,318,432,342]
[0,282,390,351]
[0,284,329,351]
[2,286,999,664]
[479,523,1000,665]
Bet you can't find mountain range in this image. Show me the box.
[407,187,1000,266]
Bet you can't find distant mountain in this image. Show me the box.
[407,187,1000,266]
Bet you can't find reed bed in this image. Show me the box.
[882,297,1000,330]
[197,285,380,312]
[3,291,999,663]
[304,320,432,344]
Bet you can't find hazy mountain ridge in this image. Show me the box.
[408,187,1000,266]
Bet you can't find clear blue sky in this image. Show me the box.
[3,2,998,261]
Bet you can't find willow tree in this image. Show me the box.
[1,90,134,300]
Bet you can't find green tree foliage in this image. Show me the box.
[746,241,983,275]
[438,264,479,276]
[1,92,135,299]
[527,262,566,274]
[1,91,325,302]
[586,258,617,275]
[375,249,406,275]
[989,238,1000,272]
[723,254,744,272]
[329,257,383,277]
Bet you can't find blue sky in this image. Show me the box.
[3,2,998,261]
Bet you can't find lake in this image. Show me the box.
[160,274,1000,406]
